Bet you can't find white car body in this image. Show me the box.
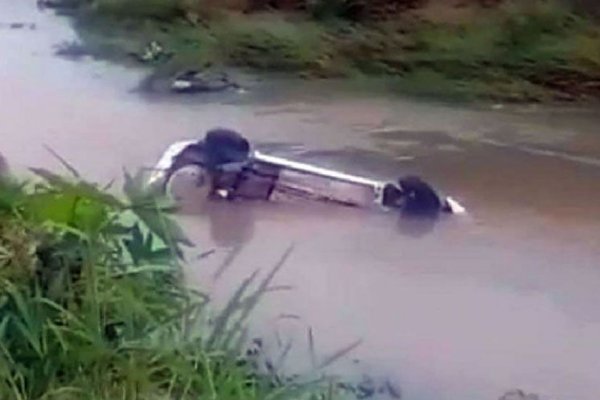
[148,140,466,215]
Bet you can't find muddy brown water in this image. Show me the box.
[2,2,600,399]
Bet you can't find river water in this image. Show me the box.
[2,2,600,399]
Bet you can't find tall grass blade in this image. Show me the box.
[43,144,80,178]
[206,269,259,349]
[212,245,243,280]
[317,339,362,370]
[308,327,317,369]
[221,246,293,351]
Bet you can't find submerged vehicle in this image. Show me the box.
[170,70,240,94]
[147,128,466,215]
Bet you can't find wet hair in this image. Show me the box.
[398,175,443,216]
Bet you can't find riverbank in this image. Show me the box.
[44,0,600,103]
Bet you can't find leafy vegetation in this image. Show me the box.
[54,0,600,102]
[0,165,340,399]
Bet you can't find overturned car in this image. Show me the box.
[147,128,465,216]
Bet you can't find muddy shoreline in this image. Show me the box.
[34,0,600,104]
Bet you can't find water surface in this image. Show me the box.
[2,2,600,399]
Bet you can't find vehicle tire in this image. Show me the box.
[165,164,212,210]
[203,128,250,169]
[397,175,442,215]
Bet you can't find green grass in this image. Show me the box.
[0,163,345,399]
[75,12,328,71]
[90,0,185,21]
[211,15,326,72]
[67,0,600,102]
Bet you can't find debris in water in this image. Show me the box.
[356,376,376,399]
[54,41,89,59]
[499,389,541,400]
[170,69,242,94]
[1,22,36,30]
[338,374,402,399]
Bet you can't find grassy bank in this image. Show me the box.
[0,164,345,399]
[53,0,600,102]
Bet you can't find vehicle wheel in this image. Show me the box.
[165,164,212,210]
[203,128,250,169]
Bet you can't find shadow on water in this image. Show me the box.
[396,214,439,238]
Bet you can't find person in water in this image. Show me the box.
[151,128,465,216]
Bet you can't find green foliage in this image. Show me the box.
[91,0,185,21]
[69,0,600,102]
[495,0,583,64]
[404,1,586,69]
[308,0,355,21]
[213,16,325,71]
[0,167,337,399]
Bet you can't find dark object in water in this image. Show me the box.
[54,41,89,59]
[203,128,251,169]
[170,70,240,94]
[166,128,250,174]
[6,22,36,30]
[147,128,466,216]
[499,389,541,400]
[399,175,444,216]
[337,375,402,400]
